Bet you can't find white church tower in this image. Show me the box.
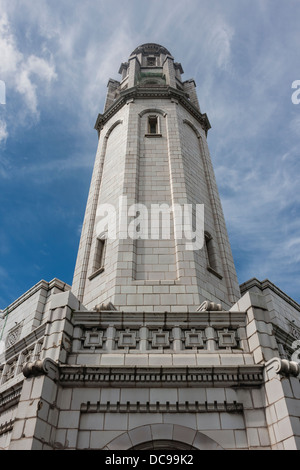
[1,44,300,451]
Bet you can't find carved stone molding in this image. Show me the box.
[59,365,264,387]
[0,418,15,437]
[22,358,59,379]
[0,386,22,412]
[5,323,22,348]
[265,357,300,378]
[198,301,222,312]
[71,309,246,329]
[94,86,211,134]
[80,401,243,414]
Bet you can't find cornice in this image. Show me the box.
[1,278,70,316]
[94,86,211,135]
[240,278,300,312]
[58,364,264,387]
[71,309,246,329]
[81,400,243,414]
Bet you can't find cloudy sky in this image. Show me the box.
[0,0,300,308]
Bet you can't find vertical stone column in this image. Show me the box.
[172,327,182,352]
[205,326,217,351]
[105,326,116,352]
[139,326,148,352]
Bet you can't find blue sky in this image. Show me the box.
[0,0,300,308]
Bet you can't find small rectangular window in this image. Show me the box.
[205,232,223,280]
[148,115,158,134]
[147,57,156,67]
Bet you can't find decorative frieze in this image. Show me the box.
[59,365,264,387]
[217,329,238,349]
[289,321,300,340]
[0,387,22,411]
[149,329,171,349]
[183,329,204,349]
[5,323,22,348]
[74,325,240,353]
[0,418,15,436]
[72,310,244,354]
[0,340,43,385]
[116,329,139,349]
[80,401,244,414]
[83,329,104,349]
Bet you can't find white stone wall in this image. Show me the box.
[264,358,300,450]
[52,384,270,450]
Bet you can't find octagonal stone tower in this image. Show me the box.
[72,43,240,312]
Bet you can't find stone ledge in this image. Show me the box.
[72,309,246,328]
[94,85,211,134]
[58,364,264,387]
[80,401,243,414]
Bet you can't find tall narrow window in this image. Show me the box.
[205,232,222,279]
[148,115,158,134]
[89,237,106,280]
[94,238,106,271]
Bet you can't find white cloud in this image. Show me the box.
[0,10,57,117]
[0,119,8,143]
[16,55,57,115]
[208,19,234,71]
[289,115,300,135]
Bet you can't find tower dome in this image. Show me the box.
[130,43,172,57]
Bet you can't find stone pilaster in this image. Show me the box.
[8,358,60,450]
[127,55,140,88]
[183,79,200,111]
